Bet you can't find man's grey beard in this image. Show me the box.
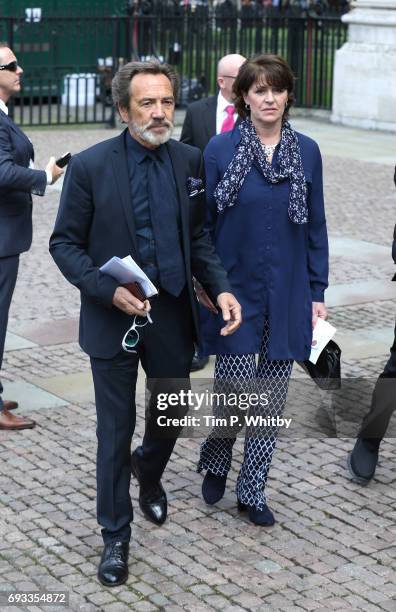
[131,118,174,146]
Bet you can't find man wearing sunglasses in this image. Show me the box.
[0,43,63,431]
[50,60,241,587]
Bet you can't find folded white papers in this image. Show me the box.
[309,318,337,364]
[99,255,158,298]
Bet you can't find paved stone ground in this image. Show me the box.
[0,117,395,611]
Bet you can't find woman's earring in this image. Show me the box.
[245,103,250,111]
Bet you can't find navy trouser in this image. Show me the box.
[359,324,396,441]
[0,256,19,409]
[90,288,194,544]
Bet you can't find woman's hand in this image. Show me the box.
[312,301,327,329]
[217,292,242,336]
[193,279,218,314]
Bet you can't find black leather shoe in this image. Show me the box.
[98,541,129,587]
[238,500,275,526]
[190,350,209,372]
[131,452,167,525]
[202,471,227,505]
[347,437,380,485]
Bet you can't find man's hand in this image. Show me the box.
[312,301,327,329]
[194,279,218,314]
[112,286,151,317]
[217,292,242,336]
[46,156,63,184]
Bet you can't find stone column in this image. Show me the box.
[331,0,396,131]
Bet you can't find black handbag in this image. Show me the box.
[298,340,341,390]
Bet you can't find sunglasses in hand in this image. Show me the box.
[0,61,19,72]
[122,312,153,353]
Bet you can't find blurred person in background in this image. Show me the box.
[0,42,62,431]
[181,54,246,157]
[181,53,246,371]
[347,166,396,484]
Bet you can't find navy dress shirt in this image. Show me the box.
[125,131,184,293]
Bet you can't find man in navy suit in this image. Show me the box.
[181,53,246,371]
[180,53,246,153]
[0,43,62,430]
[49,60,241,587]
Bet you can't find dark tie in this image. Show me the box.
[146,151,186,297]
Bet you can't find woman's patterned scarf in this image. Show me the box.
[214,118,308,224]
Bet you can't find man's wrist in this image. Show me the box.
[46,169,52,185]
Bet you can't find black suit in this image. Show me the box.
[180,95,217,153]
[49,129,231,543]
[0,108,47,407]
[358,227,396,442]
[358,327,396,441]
[180,94,241,154]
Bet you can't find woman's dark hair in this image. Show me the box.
[112,60,179,111]
[233,54,296,120]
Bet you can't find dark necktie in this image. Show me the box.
[146,150,186,297]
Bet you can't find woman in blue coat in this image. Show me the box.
[197,54,329,525]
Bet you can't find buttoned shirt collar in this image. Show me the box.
[0,99,8,115]
[126,129,166,163]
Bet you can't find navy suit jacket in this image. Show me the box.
[0,109,47,258]
[180,96,217,153]
[180,95,242,154]
[49,130,231,359]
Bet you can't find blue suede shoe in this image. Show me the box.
[202,471,227,505]
[238,500,275,526]
[347,437,380,485]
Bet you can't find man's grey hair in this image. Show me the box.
[111,60,179,110]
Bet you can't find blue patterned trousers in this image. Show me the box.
[198,321,293,509]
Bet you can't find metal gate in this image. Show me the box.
[1,12,347,127]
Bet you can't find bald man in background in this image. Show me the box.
[181,53,246,371]
[180,53,246,154]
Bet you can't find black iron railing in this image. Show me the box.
[1,12,347,126]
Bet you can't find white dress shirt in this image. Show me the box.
[0,98,8,115]
[216,92,238,135]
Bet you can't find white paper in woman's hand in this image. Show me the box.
[309,318,337,364]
